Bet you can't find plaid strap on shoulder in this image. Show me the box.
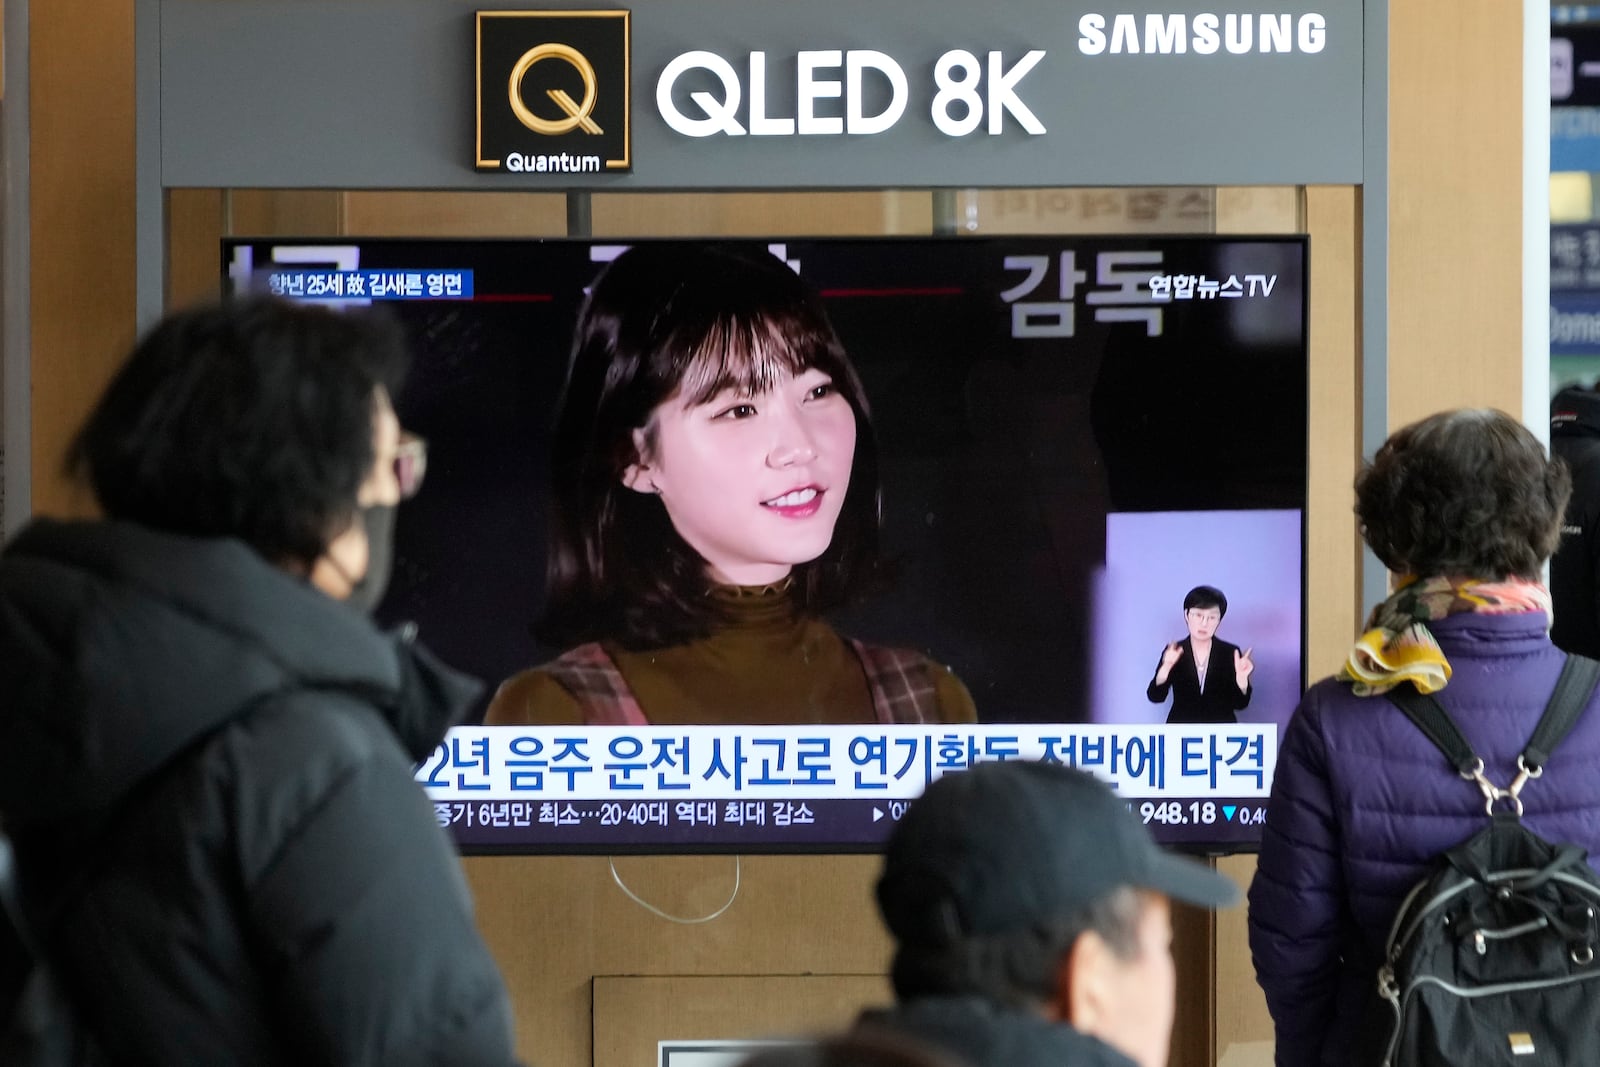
[848,640,942,724]
[540,642,649,726]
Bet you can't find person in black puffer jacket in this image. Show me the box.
[1551,383,1600,658]
[0,297,519,1065]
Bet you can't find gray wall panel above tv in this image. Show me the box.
[152,0,1365,190]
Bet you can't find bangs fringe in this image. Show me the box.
[676,313,829,405]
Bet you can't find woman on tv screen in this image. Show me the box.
[486,243,975,727]
[1145,584,1254,724]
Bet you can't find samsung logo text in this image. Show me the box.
[1078,13,1327,55]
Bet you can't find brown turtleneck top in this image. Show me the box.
[485,583,976,726]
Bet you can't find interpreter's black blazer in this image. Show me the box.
[1146,636,1252,725]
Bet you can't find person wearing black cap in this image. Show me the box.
[862,760,1237,1067]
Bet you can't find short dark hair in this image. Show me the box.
[69,296,410,568]
[539,243,884,650]
[1183,585,1227,616]
[887,885,1145,1010]
[1355,408,1570,581]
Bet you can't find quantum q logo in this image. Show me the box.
[509,44,602,135]
[476,10,631,174]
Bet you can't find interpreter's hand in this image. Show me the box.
[1235,646,1255,689]
[1154,641,1185,684]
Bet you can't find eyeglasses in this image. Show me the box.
[395,433,428,500]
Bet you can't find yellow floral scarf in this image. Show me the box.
[1340,576,1552,696]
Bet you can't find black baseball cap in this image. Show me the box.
[876,760,1238,946]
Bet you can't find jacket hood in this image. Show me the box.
[859,995,1139,1067]
[0,519,479,826]
[1552,384,1600,438]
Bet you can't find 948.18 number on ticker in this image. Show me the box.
[1136,801,1267,826]
[1140,801,1214,825]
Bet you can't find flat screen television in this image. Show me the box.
[224,233,1307,853]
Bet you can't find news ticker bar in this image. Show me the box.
[433,795,1271,850]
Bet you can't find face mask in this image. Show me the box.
[343,503,397,615]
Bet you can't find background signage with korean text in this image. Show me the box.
[1550,223,1600,357]
[1554,25,1600,109]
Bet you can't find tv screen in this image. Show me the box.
[224,234,1307,853]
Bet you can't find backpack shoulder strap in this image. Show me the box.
[848,640,941,724]
[1387,653,1600,777]
[539,643,649,726]
[1386,684,1481,775]
[1522,653,1600,772]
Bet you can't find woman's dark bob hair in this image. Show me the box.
[1354,408,1571,581]
[69,295,409,569]
[540,242,883,649]
[1183,585,1228,617]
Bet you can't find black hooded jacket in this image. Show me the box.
[0,520,517,1066]
[1552,386,1600,659]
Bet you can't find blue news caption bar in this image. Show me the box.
[418,724,1278,801]
[266,269,474,300]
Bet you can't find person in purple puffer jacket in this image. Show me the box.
[1248,408,1600,1067]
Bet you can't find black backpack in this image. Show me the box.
[1374,655,1600,1067]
